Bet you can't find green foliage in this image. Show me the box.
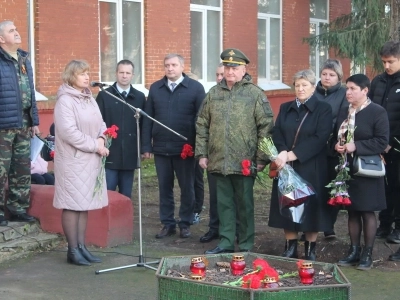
[304,0,399,73]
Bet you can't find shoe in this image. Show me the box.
[386,229,400,244]
[10,213,36,222]
[0,215,8,226]
[282,239,298,258]
[338,245,361,266]
[155,226,176,239]
[389,247,400,261]
[67,247,91,266]
[356,247,373,270]
[204,246,234,254]
[180,227,191,238]
[376,226,392,238]
[304,241,316,261]
[78,244,101,263]
[199,230,219,243]
[191,213,201,225]
[324,230,336,239]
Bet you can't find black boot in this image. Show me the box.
[282,239,298,258]
[338,245,361,266]
[78,244,101,263]
[67,247,91,266]
[389,247,400,261]
[356,247,373,270]
[304,241,316,261]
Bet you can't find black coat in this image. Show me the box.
[96,83,146,170]
[142,74,205,155]
[334,103,389,211]
[268,95,334,232]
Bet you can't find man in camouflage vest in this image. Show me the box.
[196,48,274,253]
[0,20,40,225]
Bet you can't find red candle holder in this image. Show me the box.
[190,257,206,277]
[298,261,315,285]
[263,276,279,289]
[230,254,246,276]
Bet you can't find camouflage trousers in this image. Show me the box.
[0,127,31,215]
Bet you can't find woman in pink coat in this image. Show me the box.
[53,60,109,266]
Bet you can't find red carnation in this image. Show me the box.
[327,197,336,206]
[335,196,343,205]
[181,144,194,159]
[342,197,352,206]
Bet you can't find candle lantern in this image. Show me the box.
[263,276,279,289]
[230,254,246,276]
[190,257,206,277]
[298,261,315,285]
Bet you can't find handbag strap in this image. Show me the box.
[292,110,309,150]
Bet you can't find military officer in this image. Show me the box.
[196,48,274,253]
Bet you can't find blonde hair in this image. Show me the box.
[62,60,90,86]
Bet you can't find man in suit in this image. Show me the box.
[142,54,205,239]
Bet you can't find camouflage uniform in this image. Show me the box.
[0,51,33,215]
[196,73,274,251]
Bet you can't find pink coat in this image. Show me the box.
[53,84,108,210]
[31,156,48,175]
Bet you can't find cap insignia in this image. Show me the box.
[229,57,233,61]
[228,50,235,56]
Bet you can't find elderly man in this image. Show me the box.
[196,48,274,254]
[142,54,205,239]
[96,59,146,198]
[0,20,40,225]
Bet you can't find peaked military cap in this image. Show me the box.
[220,48,250,67]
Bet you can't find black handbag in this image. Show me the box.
[353,154,385,178]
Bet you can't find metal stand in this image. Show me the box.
[95,85,187,274]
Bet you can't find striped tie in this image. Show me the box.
[170,83,177,91]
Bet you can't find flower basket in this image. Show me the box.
[156,252,351,300]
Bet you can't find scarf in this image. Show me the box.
[337,97,371,144]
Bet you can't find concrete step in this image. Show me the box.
[0,221,41,242]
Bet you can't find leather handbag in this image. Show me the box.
[353,154,385,178]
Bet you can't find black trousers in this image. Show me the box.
[207,171,219,231]
[378,158,400,228]
[194,162,204,214]
[154,154,195,228]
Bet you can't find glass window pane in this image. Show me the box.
[257,19,266,79]
[191,11,203,79]
[310,0,328,19]
[258,0,280,14]
[309,23,316,74]
[318,24,328,72]
[190,0,220,7]
[122,1,142,84]
[207,11,220,81]
[100,2,117,82]
[270,18,280,80]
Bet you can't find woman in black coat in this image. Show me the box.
[334,74,389,270]
[268,70,333,261]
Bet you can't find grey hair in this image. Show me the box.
[320,59,343,81]
[0,20,14,36]
[164,53,184,65]
[217,62,224,68]
[293,69,316,86]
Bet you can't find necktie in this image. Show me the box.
[170,83,177,92]
[121,91,127,98]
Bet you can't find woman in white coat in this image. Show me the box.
[53,60,109,266]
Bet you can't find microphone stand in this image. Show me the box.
[95,84,187,274]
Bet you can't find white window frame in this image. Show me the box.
[190,1,222,92]
[309,0,329,80]
[98,0,147,95]
[257,4,289,91]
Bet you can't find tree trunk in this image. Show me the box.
[389,0,400,41]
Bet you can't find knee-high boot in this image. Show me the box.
[282,239,298,258]
[304,241,316,261]
[357,247,373,270]
[67,247,91,266]
[338,245,361,266]
[78,244,102,263]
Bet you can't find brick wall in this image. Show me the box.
[0,0,29,50]
[34,0,99,96]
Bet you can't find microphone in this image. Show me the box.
[90,81,109,87]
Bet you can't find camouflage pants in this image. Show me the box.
[0,127,31,215]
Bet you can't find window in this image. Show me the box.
[190,0,222,89]
[258,0,288,90]
[309,0,329,77]
[99,0,144,88]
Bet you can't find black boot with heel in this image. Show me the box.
[78,244,102,263]
[67,247,91,266]
[338,245,361,266]
[282,239,298,258]
[357,247,373,270]
[304,241,316,261]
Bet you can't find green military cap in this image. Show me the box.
[220,48,250,67]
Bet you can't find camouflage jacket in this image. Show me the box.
[195,74,274,176]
